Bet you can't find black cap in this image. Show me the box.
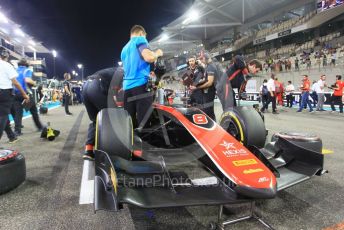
[0,48,10,59]
[18,58,29,67]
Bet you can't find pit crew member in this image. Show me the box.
[121,25,163,128]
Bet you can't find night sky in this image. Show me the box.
[0,0,194,79]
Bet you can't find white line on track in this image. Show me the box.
[79,160,95,205]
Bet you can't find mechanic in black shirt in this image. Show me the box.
[63,73,72,115]
[195,52,217,120]
[216,55,262,110]
[82,67,124,160]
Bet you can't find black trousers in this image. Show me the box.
[11,95,44,133]
[82,80,109,146]
[331,95,343,113]
[262,93,276,112]
[202,90,216,120]
[29,103,43,130]
[286,94,294,107]
[190,89,216,120]
[310,92,318,107]
[0,89,14,140]
[12,95,24,133]
[64,94,71,114]
[0,115,7,140]
[261,95,268,107]
[4,119,16,140]
[124,84,153,128]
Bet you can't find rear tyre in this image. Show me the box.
[220,106,266,148]
[0,150,26,194]
[95,108,133,160]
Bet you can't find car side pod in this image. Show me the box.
[94,150,120,212]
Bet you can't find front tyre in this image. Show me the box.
[95,108,133,160]
[219,106,266,148]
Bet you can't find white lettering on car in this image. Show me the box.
[258,177,270,183]
[222,149,247,157]
[219,140,248,157]
[220,140,236,150]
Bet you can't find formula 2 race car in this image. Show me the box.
[94,100,326,229]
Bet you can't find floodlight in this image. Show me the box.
[52,50,57,58]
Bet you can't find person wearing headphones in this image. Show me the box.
[82,67,124,160]
[121,25,163,128]
[182,55,205,109]
[0,49,29,141]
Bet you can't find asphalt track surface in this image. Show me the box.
[0,103,343,230]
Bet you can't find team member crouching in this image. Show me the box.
[216,55,262,110]
[82,67,124,160]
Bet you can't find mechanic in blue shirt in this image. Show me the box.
[12,58,35,135]
[121,25,163,127]
[12,59,44,135]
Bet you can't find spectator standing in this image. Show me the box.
[323,54,327,67]
[259,79,269,108]
[261,74,278,114]
[285,81,295,108]
[264,63,269,72]
[330,75,343,113]
[331,50,337,66]
[316,75,327,111]
[306,56,311,70]
[297,75,314,113]
[274,77,284,106]
[310,80,318,108]
[316,54,321,71]
[295,57,299,71]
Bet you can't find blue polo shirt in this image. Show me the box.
[121,36,151,90]
[15,66,32,94]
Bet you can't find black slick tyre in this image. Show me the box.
[219,106,266,148]
[95,108,133,160]
[0,150,26,194]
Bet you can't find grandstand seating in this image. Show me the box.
[209,10,318,55]
[256,11,317,38]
